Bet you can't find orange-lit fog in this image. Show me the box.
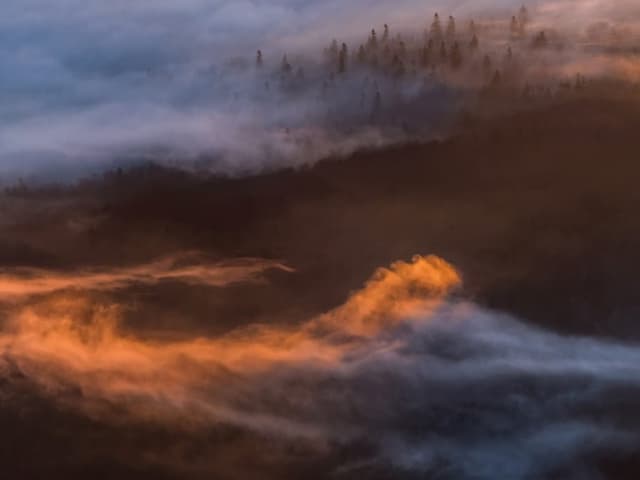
[0,253,292,301]
[0,254,460,436]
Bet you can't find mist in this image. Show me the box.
[2,0,639,181]
[3,2,640,478]
[2,254,640,479]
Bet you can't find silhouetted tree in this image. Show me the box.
[532,31,548,48]
[450,41,462,69]
[446,16,456,41]
[398,40,407,59]
[519,5,529,28]
[491,69,502,87]
[256,50,263,68]
[506,46,513,63]
[431,13,443,41]
[281,54,292,74]
[371,89,382,120]
[329,39,339,63]
[483,54,493,75]
[421,44,432,67]
[368,29,378,51]
[469,20,477,36]
[510,16,520,37]
[469,34,479,50]
[391,54,405,77]
[382,43,392,64]
[338,43,348,73]
[440,41,448,63]
[383,24,390,43]
[397,57,406,77]
[357,45,366,64]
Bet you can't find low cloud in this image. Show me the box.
[0,252,291,301]
[1,254,640,478]
[2,0,639,181]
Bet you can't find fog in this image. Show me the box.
[2,0,639,181]
[3,2,640,478]
[2,254,640,479]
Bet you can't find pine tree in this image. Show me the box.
[470,34,479,50]
[450,42,462,69]
[338,43,348,73]
[518,5,529,36]
[518,5,529,27]
[371,89,382,122]
[439,41,448,63]
[398,40,407,59]
[392,55,405,77]
[430,13,442,41]
[483,54,492,75]
[357,45,366,64]
[510,16,520,37]
[281,54,292,74]
[421,44,431,68]
[329,39,339,63]
[469,20,477,36]
[446,16,456,41]
[532,31,548,49]
[491,70,502,87]
[369,29,378,50]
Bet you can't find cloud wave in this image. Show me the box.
[1,254,640,478]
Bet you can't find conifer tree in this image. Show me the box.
[440,41,448,63]
[510,16,520,37]
[430,13,442,41]
[450,42,462,69]
[446,16,456,41]
[369,29,378,50]
[338,43,348,73]
[281,54,292,74]
[470,34,479,50]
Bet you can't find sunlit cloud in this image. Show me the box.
[0,252,292,301]
[2,254,640,478]
[0,255,459,430]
